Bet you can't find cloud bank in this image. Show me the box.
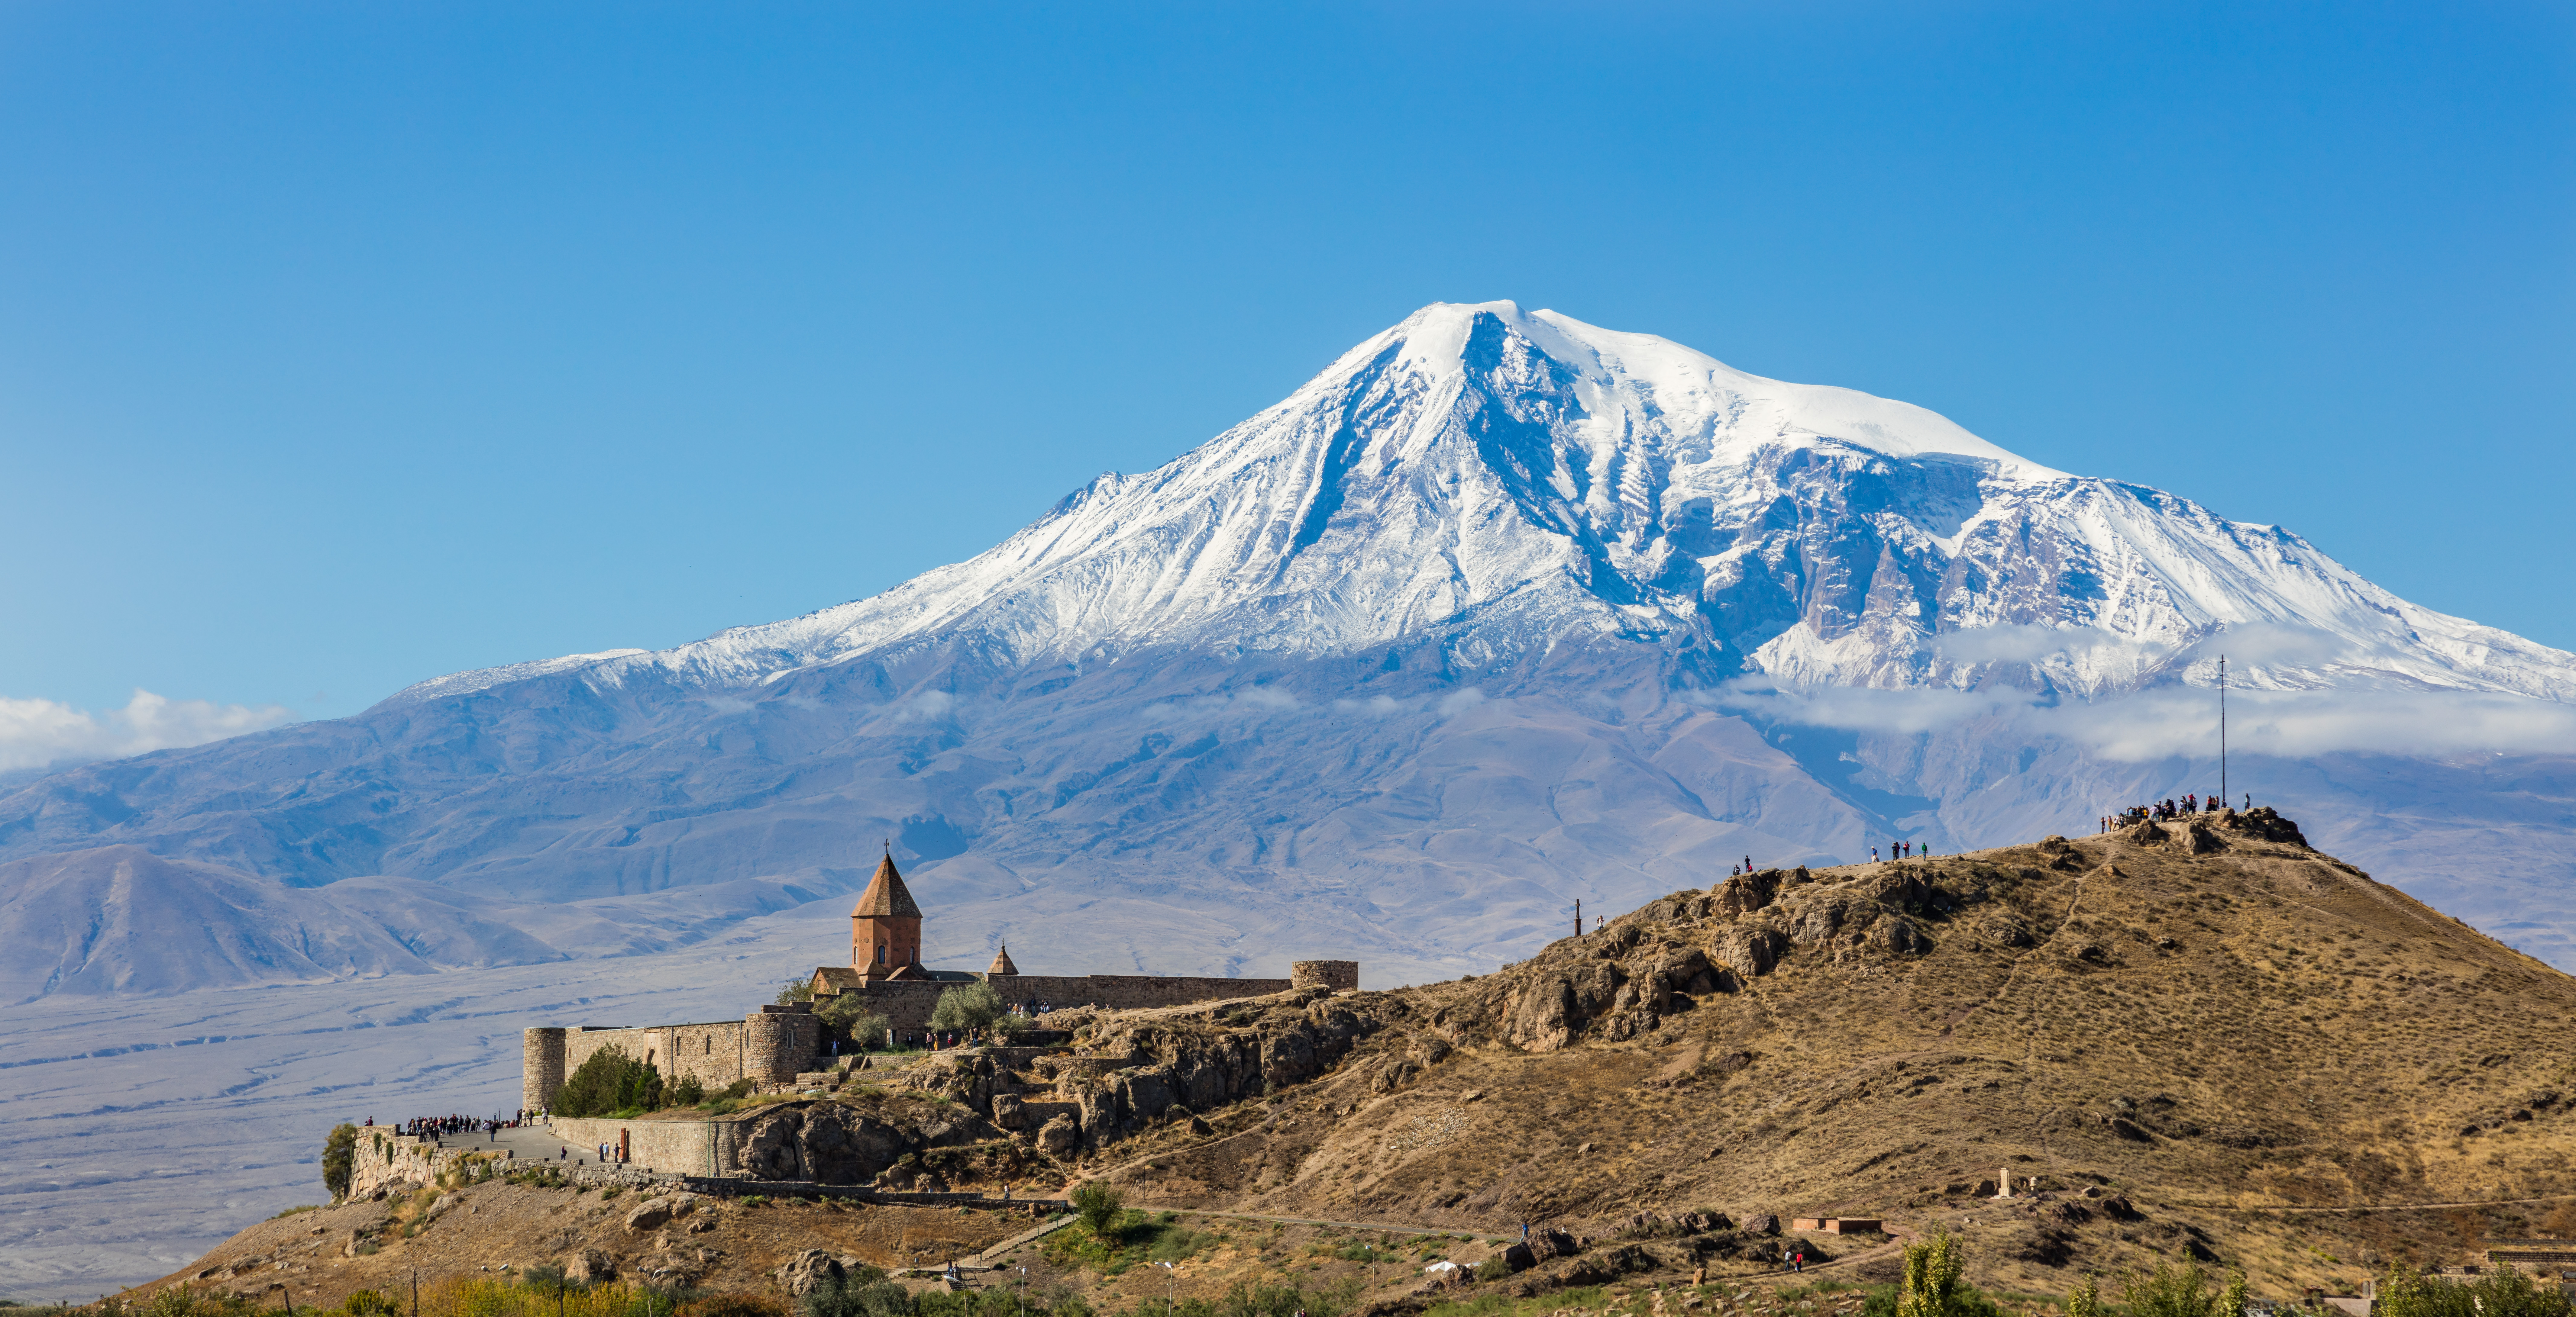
[0,689,294,773]
[1708,678,2576,762]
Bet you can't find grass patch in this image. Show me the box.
[1041,1209,1218,1277]
[267,1204,322,1221]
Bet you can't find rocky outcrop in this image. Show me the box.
[732,1101,996,1184]
[774,1249,865,1296]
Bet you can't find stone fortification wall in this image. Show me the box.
[346,1130,516,1200]
[533,1016,764,1109]
[1290,960,1360,991]
[843,974,1294,1033]
[548,1116,728,1177]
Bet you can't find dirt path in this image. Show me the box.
[2158,1191,2576,1215]
[1128,1206,1515,1243]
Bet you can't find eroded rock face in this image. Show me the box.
[733,1103,973,1184]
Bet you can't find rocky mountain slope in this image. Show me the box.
[5,301,2574,1007]
[887,810,2576,1295]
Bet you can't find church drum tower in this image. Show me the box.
[851,854,929,981]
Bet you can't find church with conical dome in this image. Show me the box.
[522,849,1359,1110]
[801,853,1358,1026]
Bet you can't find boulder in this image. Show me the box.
[624,1198,677,1232]
[1527,1229,1580,1260]
[774,1249,846,1296]
[1036,1114,1080,1155]
[1743,1214,1780,1236]
[565,1251,616,1285]
[991,1093,1026,1130]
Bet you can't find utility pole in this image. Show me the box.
[2219,654,2228,807]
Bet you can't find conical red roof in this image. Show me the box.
[850,855,923,919]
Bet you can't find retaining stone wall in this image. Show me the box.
[548,1116,729,1177]
[347,1131,516,1200]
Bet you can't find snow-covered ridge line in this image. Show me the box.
[377,301,2576,710]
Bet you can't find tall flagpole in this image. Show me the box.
[2219,654,2228,807]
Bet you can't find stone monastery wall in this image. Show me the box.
[833,963,1357,1032]
[524,1005,820,1110]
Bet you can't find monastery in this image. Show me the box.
[521,855,1356,1110]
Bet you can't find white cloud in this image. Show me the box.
[1705,676,2576,762]
[0,689,295,773]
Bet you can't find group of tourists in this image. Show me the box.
[364,1112,530,1146]
[2099,792,2250,832]
[1870,840,1928,863]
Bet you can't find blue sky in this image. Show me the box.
[2,1,2569,742]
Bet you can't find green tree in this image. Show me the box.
[2066,1277,2104,1317]
[1898,1225,1967,1317]
[777,977,816,1005]
[1071,1182,1124,1239]
[321,1123,360,1201]
[930,981,1005,1034]
[554,1045,666,1118]
[818,994,890,1049]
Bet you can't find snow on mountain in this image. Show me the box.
[389,301,2576,706]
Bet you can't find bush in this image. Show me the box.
[801,1273,909,1317]
[1071,1182,1124,1238]
[777,979,816,1005]
[322,1123,360,1201]
[555,1045,666,1118]
[1472,1259,1510,1282]
[344,1291,399,1316]
[2122,1263,2246,1317]
[2380,1264,2573,1317]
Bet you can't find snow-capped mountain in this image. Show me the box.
[397,301,2576,704]
[7,301,2575,1008]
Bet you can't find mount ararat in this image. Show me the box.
[6,301,2574,1001]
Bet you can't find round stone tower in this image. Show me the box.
[522,1028,567,1110]
[745,1003,820,1084]
[1291,960,1360,992]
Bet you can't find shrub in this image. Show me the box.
[801,1274,910,1317]
[673,1075,705,1106]
[1071,1182,1124,1238]
[344,1291,399,1316]
[2380,1263,2573,1317]
[1472,1259,1510,1282]
[322,1123,360,1201]
[777,979,816,1005]
[2121,1263,2246,1317]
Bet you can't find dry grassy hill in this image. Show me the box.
[131,810,2576,1313]
[1051,809,2576,1295]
